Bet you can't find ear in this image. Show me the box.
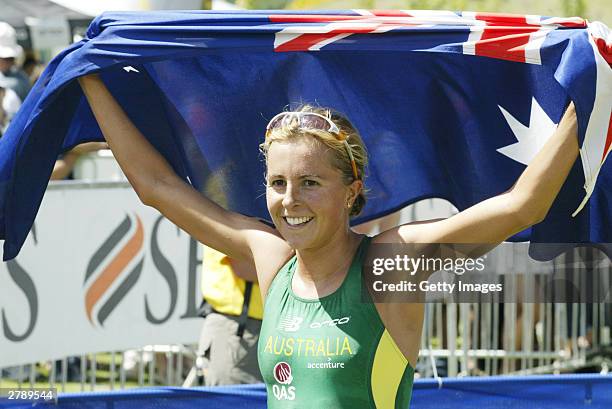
[347,179,363,202]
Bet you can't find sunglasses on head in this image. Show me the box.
[265,111,359,181]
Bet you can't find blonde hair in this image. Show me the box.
[260,104,368,216]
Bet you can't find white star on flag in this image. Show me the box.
[123,66,139,73]
[497,97,557,165]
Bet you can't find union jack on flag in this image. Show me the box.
[271,10,584,63]
[268,10,611,217]
[0,10,610,260]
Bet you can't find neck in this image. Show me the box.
[294,228,362,286]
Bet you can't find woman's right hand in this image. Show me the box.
[78,73,293,298]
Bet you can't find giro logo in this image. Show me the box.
[84,214,144,327]
[272,362,295,401]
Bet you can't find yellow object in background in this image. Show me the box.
[201,246,263,319]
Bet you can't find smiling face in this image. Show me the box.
[266,137,359,251]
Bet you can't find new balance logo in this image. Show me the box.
[278,316,304,332]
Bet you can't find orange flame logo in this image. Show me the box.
[84,214,144,326]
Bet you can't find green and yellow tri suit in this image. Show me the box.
[258,238,414,408]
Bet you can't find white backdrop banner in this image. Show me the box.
[0,181,203,367]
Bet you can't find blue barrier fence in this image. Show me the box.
[1,374,610,408]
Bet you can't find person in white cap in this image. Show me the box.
[0,85,20,135]
[0,21,31,102]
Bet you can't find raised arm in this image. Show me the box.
[397,102,579,245]
[374,103,578,368]
[78,74,292,289]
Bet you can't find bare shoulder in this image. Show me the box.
[245,226,294,300]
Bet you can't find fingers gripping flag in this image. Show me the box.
[0,10,610,260]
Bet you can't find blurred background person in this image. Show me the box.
[22,53,45,86]
[0,84,20,136]
[192,246,263,386]
[0,86,6,136]
[0,21,31,103]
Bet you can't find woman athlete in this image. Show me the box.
[79,73,578,408]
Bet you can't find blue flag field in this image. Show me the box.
[0,10,610,260]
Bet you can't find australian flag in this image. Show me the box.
[0,10,610,260]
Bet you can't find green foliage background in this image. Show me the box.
[236,0,610,26]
